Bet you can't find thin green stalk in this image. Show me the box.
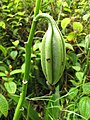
[26,103,30,120]
[13,0,41,120]
[57,0,63,25]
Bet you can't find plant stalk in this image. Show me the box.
[13,0,41,120]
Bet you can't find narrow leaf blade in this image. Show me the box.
[0,94,8,117]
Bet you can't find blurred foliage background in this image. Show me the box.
[0,0,90,119]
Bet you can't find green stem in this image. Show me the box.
[13,0,41,120]
[26,102,30,120]
[34,13,63,38]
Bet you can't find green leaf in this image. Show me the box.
[0,72,6,77]
[0,66,7,72]
[44,85,60,120]
[85,34,90,52]
[73,22,83,33]
[0,45,7,57]
[70,80,80,86]
[14,0,20,4]
[12,40,19,47]
[83,82,90,95]
[83,14,90,21]
[67,32,76,42]
[21,63,25,73]
[10,51,18,60]
[68,87,78,100]
[68,52,78,65]
[0,94,8,117]
[16,11,25,16]
[72,66,80,71]
[0,21,5,29]
[79,96,90,119]
[75,72,84,83]
[10,69,22,76]
[61,18,71,29]
[4,81,17,94]
[65,43,74,51]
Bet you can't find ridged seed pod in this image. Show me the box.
[35,13,66,85]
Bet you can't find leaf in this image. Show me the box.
[68,52,78,65]
[75,72,84,83]
[0,21,5,29]
[65,43,74,51]
[44,85,60,120]
[61,18,71,29]
[72,66,80,71]
[10,51,18,60]
[0,94,8,117]
[16,11,25,16]
[28,105,40,120]
[33,41,41,51]
[67,32,76,42]
[73,22,83,33]
[83,82,90,95]
[4,81,17,94]
[0,66,7,72]
[21,63,25,73]
[10,69,22,76]
[79,96,90,119]
[70,80,80,86]
[85,34,90,52]
[77,40,85,48]
[14,0,20,4]
[68,87,78,100]
[83,14,90,21]
[0,45,7,57]
[0,72,6,77]
[12,40,19,47]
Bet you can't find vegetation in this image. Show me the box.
[0,0,90,120]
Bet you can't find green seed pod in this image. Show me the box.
[35,13,66,85]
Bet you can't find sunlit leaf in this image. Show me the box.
[75,72,84,83]
[0,45,7,57]
[0,21,5,29]
[4,81,17,94]
[73,22,83,33]
[0,72,6,77]
[65,43,74,51]
[10,69,22,76]
[16,12,25,16]
[67,32,76,42]
[72,66,80,71]
[21,63,25,73]
[83,14,90,21]
[14,0,20,4]
[12,40,19,47]
[85,34,90,52]
[0,94,8,117]
[61,18,71,29]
